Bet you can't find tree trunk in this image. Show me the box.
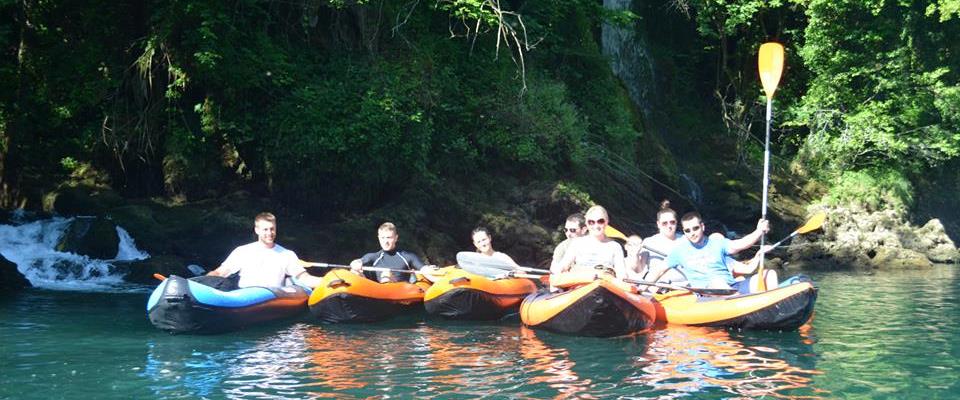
[1,1,30,208]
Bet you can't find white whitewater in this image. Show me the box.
[0,216,150,292]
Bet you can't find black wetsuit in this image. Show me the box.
[359,250,425,283]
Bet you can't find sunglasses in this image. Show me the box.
[586,218,606,226]
[564,228,580,233]
[659,220,677,226]
[682,225,701,234]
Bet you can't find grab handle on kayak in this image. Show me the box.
[327,279,350,289]
[450,277,471,285]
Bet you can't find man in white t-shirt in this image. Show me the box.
[207,212,322,289]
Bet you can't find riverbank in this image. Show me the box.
[10,171,953,286]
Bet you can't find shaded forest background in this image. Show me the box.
[1,0,958,266]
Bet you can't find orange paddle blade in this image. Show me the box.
[605,225,628,240]
[153,273,166,281]
[758,42,785,99]
[797,212,826,234]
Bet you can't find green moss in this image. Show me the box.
[822,168,914,212]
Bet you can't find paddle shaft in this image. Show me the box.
[623,278,737,296]
[301,261,419,274]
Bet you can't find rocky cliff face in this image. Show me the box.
[786,205,959,270]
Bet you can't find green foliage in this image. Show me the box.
[927,0,960,21]
[822,167,914,212]
[795,0,960,176]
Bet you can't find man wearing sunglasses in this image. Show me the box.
[664,212,772,293]
[549,213,587,273]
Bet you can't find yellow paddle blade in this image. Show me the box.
[796,212,826,234]
[605,225,628,240]
[758,42,785,99]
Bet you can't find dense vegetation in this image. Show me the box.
[1,0,958,235]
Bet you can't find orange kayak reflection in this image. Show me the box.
[301,322,821,397]
[635,326,825,399]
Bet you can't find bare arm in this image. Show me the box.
[552,241,578,274]
[206,265,231,277]
[294,270,323,288]
[728,219,769,254]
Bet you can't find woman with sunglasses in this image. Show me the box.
[553,205,627,278]
[635,201,686,286]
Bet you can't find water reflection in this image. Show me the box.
[634,326,824,399]
[141,322,824,398]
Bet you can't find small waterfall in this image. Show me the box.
[115,226,149,261]
[0,217,149,291]
[602,0,656,118]
[680,173,703,205]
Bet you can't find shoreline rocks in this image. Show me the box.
[785,205,959,270]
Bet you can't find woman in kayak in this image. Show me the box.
[553,205,627,278]
[471,227,518,266]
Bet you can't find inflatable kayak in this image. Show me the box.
[652,276,817,330]
[423,266,537,320]
[147,275,310,334]
[308,269,430,323]
[520,272,655,337]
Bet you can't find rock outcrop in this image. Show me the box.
[0,253,31,293]
[786,205,959,270]
[56,216,120,260]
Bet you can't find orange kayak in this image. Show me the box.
[520,272,655,337]
[308,269,430,323]
[652,276,817,330]
[424,267,537,320]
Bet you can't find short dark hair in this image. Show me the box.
[471,226,491,237]
[680,211,702,223]
[566,213,585,227]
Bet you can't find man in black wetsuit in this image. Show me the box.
[350,222,432,283]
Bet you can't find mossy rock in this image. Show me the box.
[42,185,124,216]
[119,255,194,284]
[56,217,120,260]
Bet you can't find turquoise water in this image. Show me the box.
[1,267,958,399]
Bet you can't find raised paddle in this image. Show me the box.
[765,212,825,251]
[757,42,785,291]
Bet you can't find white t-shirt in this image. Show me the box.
[641,233,682,271]
[219,242,306,288]
[567,237,626,277]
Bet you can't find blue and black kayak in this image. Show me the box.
[147,275,310,334]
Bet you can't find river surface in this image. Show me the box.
[1,267,958,399]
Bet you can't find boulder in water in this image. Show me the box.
[56,217,120,260]
[0,253,31,293]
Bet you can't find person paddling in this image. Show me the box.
[350,222,432,283]
[206,212,322,289]
[553,205,627,278]
[662,212,777,293]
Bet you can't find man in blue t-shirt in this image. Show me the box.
[664,212,774,293]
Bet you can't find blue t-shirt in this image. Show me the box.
[664,237,735,287]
